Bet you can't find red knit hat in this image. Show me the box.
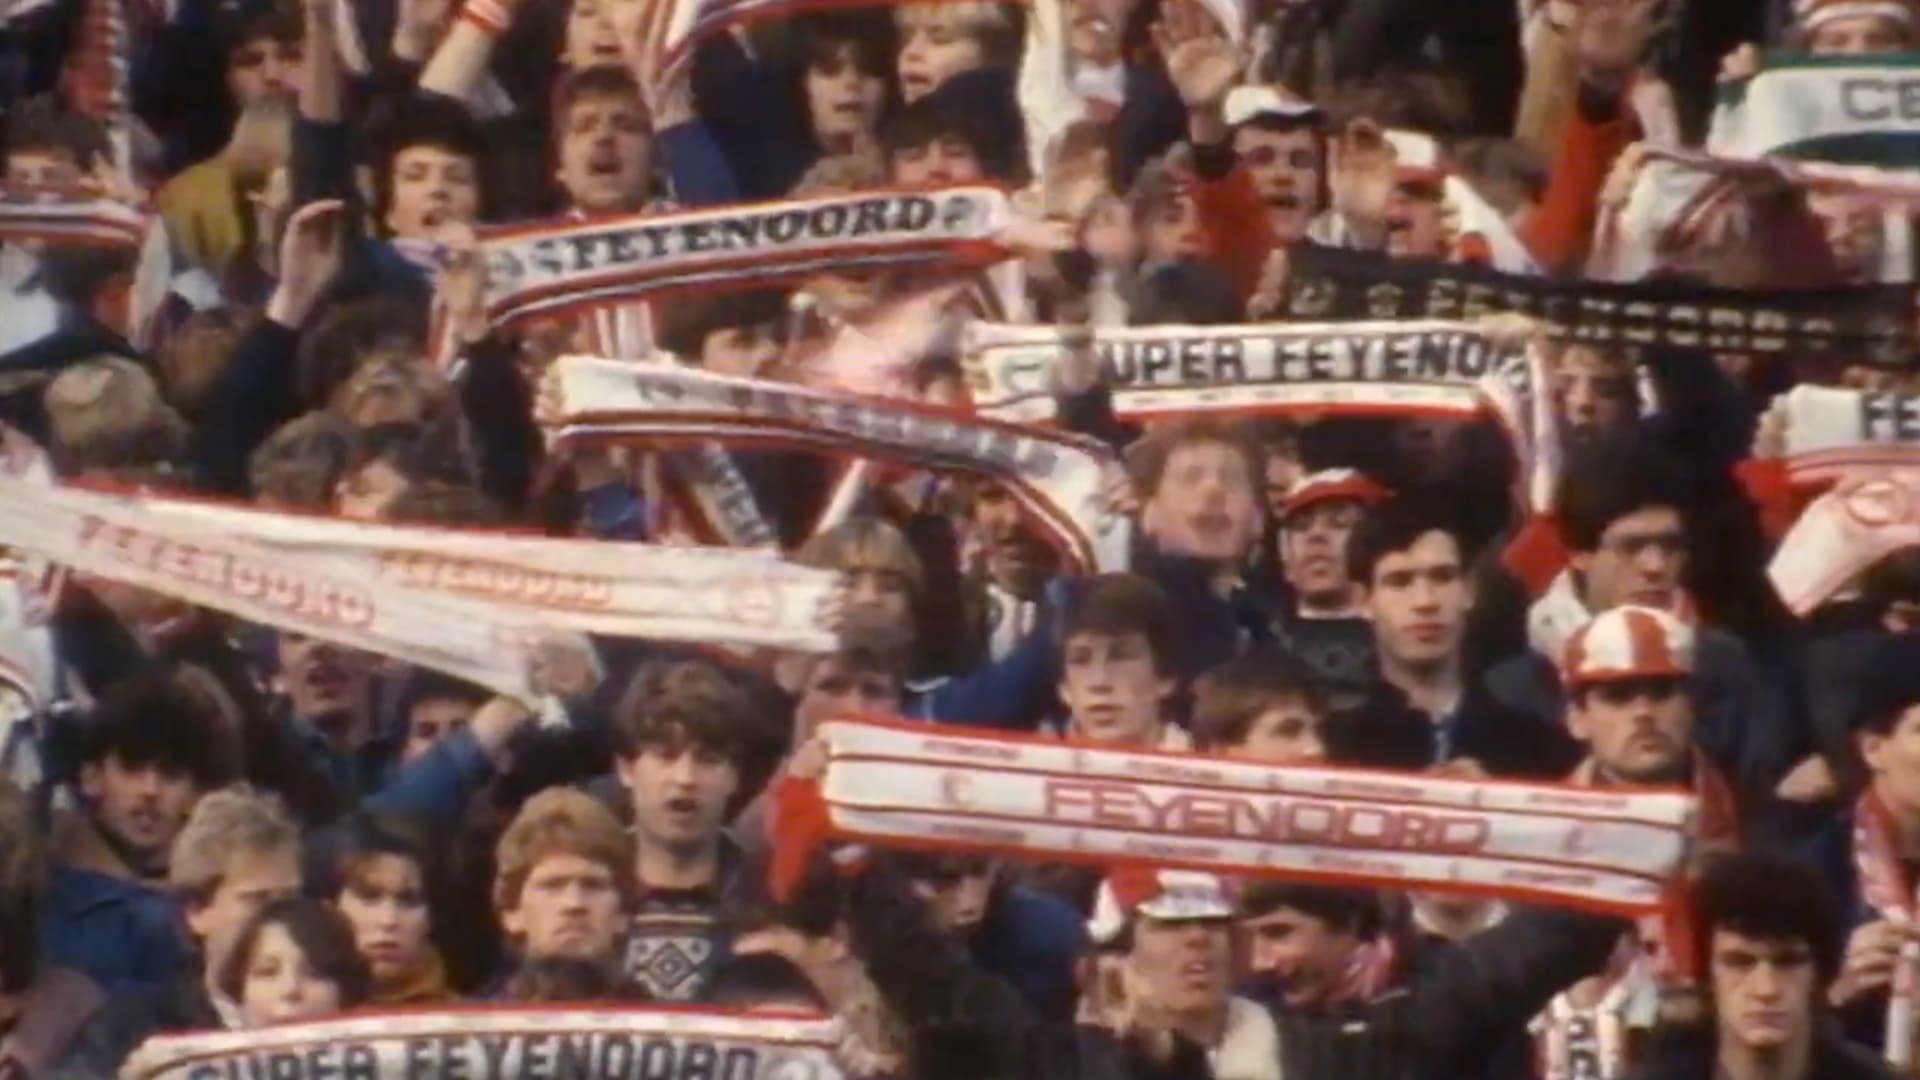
[1279,469,1391,523]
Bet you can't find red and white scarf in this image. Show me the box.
[962,318,1562,513]
[479,187,1010,328]
[0,475,843,695]
[121,1006,846,1080]
[1856,788,1920,1069]
[1769,467,1920,615]
[772,718,1697,913]
[545,357,1132,572]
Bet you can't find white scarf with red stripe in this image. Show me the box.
[1776,384,1920,484]
[962,318,1562,513]
[479,187,1010,327]
[0,473,843,697]
[1770,468,1920,615]
[773,718,1698,913]
[545,357,1132,572]
[121,1006,846,1080]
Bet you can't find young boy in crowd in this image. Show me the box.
[1188,649,1329,764]
[1054,573,1184,749]
[610,659,781,1000]
[1343,496,1579,776]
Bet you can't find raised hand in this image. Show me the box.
[614,0,694,128]
[1151,0,1243,112]
[430,221,489,345]
[267,199,346,327]
[1330,119,1397,244]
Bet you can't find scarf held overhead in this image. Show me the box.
[1281,244,1916,365]
[776,719,1697,914]
[962,318,1562,511]
[121,1006,846,1080]
[480,187,1011,326]
[1710,52,1920,166]
[1856,790,1920,1068]
[545,356,1132,572]
[1769,468,1920,614]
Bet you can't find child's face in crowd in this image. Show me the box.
[1552,345,1636,439]
[385,145,481,238]
[1128,917,1231,1015]
[563,0,627,68]
[557,91,654,215]
[617,740,740,854]
[890,134,985,186]
[402,695,477,764]
[1280,500,1365,610]
[276,632,371,725]
[227,35,302,108]
[1709,931,1816,1054]
[806,42,888,147]
[1142,441,1262,564]
[1861,704,1920,810]
[500,853,625,962]
[1385,183,1446,259]
[1808,14,1910,55]
[4,149,80,190]
[80,753,200,865]
[793,656,902,743]
[842,564,916,638]
[1140,190,1207,263]
[1569,677,1693,783]
[1574,505,1686,612]
[1240,905,1356,1007]
[896,10,985,102]
[1222,699,1327,765]
[1059,630,1172,745]
[240,924,344,1027]
[188,845,304,980]
[336,854,433,987]
[698,323,781,378]
[1231,125,1321,244]
[1361,529,1471,671]
[973,486,1056,598]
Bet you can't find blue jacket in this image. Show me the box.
[38,866,190,994]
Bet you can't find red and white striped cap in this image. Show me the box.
[1560,605,1695,687]
[1087,867,1235,945]
[1794,0,1915,30]
[1279,468,1390,522]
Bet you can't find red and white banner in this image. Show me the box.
[785,719,1697,915]
[1769,468,1920,614]
[0,474,843,698]
[480,187,1010,327]
[962,319,1561,513]
[123,1006,846,1080]
[545,357,1133,572]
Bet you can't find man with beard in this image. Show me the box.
[1268,469,1388,709]
[611,659,781,1001]
[40,670,232,992]
[1340,496,1580,776]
